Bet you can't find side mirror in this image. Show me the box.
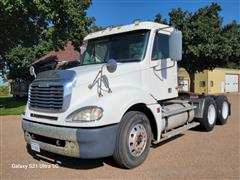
[169,30,182,61]
[106,59,117,73]
[29,66,36,78]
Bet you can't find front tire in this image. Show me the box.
[199,97,217,131]
[113,111,151,169]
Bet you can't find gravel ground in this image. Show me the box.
[0,94,239,179]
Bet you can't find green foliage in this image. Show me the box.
[0,96,26,115]
[165,3,240,92]
[168,3,240,74]
[89,17,105,32]
[4,34,54,80]
[36,0,93,51]
[0,0,92,53]
[0,0,93,80]
[225,62,239,69]
[5,46,36,80]
[0,86,9,96]
[0,0,40,56]
[154,13,168,24]
[221,21,240,67]
[90,24,105,32]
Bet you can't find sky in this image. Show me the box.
[88,0,240,27]
[0,74,8,86]
[0,0,239,86]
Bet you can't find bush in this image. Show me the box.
[0,96,26,115]
[0,86,9,96]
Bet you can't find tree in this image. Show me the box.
[4,34,54,81]
[0,28,54,80]
[90,24,105,32]
[0,0,39,57]
[89,17,105,32]
[169,3,238,92]
[0,0,93,80]
[5,46,37,81]
[154,13,168,24]
[221,21,240,68]
[0,0,92,53]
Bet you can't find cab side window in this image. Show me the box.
[151,33,170,60]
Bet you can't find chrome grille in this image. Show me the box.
[29,84,64,110]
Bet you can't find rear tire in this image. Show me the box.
[199,97,217,131]
[215,95,230,125]
[113,111,151,169]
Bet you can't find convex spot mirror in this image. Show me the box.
[169,30,182,61]
[106,59,117,73]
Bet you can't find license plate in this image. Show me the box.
[31,142,40,152]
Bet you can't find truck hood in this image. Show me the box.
[71,63,141,86]
[33,62,141,86]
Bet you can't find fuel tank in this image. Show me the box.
[161,103,194,132]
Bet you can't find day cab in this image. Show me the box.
[22,21,230,168]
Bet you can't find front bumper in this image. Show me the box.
[22,119,119,158]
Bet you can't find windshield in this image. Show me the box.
[81,30,150,65]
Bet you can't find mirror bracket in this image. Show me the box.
[88,59,117,97]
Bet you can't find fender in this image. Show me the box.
[67,85,162,139]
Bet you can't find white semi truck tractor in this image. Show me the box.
[22,21,230,169]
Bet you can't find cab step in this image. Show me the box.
[153,122,200,144]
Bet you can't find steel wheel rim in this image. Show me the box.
[222,101,229,119]
[128,123,147,157]
[208,104,216,125]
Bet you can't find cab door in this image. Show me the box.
[143,31,178,100]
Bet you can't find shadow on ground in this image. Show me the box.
[189,122,225,132]
[151,134,184,148]
[26,145,120,170]
[26,134,185,170]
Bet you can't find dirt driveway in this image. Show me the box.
[1,94,239,179]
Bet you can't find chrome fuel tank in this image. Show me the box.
[161,103,194,132]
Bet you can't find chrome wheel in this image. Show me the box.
[208,104,216,125]
[222,101,229,119]
[128,123,147,157]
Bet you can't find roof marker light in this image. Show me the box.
[133,20,140,26]
[107,27,112,31]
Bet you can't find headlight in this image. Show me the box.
[67,106,103,122]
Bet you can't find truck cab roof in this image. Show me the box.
[84,21,174,41]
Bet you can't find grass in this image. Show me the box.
[0,95,26,115]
